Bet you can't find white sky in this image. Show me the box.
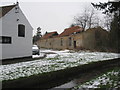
[1,0,110,36]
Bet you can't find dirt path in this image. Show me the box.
[2,58,120,89]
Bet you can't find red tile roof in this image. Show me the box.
[41,31,58,39]
[0,4,16,18]
[59,26,83,37]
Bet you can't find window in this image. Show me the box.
[61,38,63,46]
[18,24,25,37]
[50,42,51,46]
[0,36,12,44]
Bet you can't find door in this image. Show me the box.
[74,41,76,48]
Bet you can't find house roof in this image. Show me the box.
[59,26,83,37]
[41,31,58,39]
[0,4,16,18]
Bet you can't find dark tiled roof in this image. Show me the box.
[41,31,58,39]
[0,4,16,18]
[59,26,83,37]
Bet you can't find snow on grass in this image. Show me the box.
[46,54,58,58]
[32,52,45,58]
[73,69,120,89]
[0,49,119,81]
[40,49,69,54]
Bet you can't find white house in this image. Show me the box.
[0,3,33,62]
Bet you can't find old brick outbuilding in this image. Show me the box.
[36,26,109,50]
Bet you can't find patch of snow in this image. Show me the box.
[32,53,45,58]
[40,49,70,54]
[75,69,120,89]
[0,49,120,81]
[46,54,58,58]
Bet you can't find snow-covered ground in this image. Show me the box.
[73,69,120,89]
[32,52,45,58]
[0,49,119,81]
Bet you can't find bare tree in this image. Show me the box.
[74,9,89,31]
[74,8,100,30]
[87,9,95,28]
[103,14,113,31]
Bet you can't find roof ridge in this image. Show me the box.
[59,26,83,37]
[42,31,58,39]
[0,4,16,8]
[46,31,58,34]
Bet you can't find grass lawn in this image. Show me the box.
[1,49,119,81]
[72,67,120,89]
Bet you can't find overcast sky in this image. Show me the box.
[1,0,111,36]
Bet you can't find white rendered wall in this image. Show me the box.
[0,7,3,89]
[1,6,33,60]
[0,7,2,64]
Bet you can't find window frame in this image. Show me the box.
[18,24,25,37]
[0,36,12,44]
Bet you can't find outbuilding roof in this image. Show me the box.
[59,26,83,37]
[0,4,16,18]
[41,31,59,39]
